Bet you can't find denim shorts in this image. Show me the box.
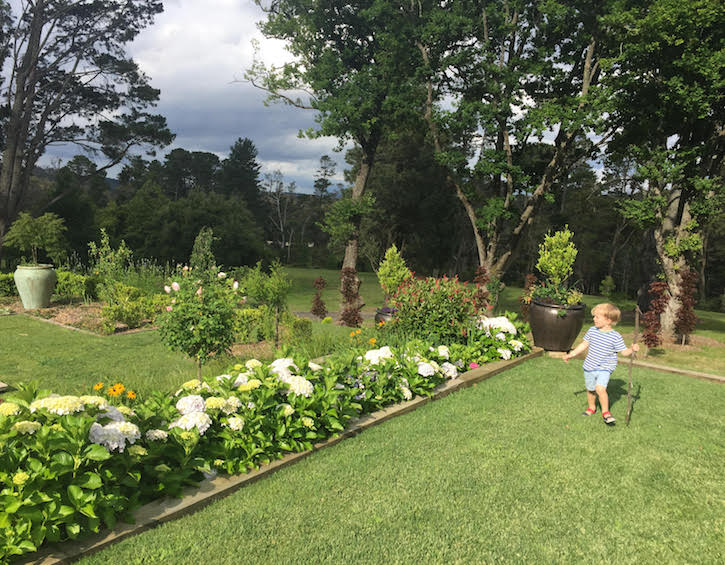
[584,370,611,391]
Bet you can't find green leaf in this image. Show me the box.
[77,472,103,490]
[66,522,81,539]
[83,444,112,461]
[80,504,98,519]
[67,485,84,509]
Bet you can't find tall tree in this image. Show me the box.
[412,0,614,278]
[0,0,174,256]
[249,0,422,310]
[603,0,724,337]
[215,137,263,214]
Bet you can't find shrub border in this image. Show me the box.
[19,348,543,564]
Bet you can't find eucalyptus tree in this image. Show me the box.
[602,0,724,336]
[411,0,615,278]
[0,0,173,257]
[248,0,423,310]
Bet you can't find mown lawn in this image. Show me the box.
[74,356,724,564]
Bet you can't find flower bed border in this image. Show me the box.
[19,348,543,565]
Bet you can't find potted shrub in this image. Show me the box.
[376,244,411,323]
[522,227,584,351]
[3,212,67,309]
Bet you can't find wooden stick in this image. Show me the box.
[626,306,641,426]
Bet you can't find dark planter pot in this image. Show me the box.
[374,309,395,325]
[529,300,585,351]
[14,264,57,309]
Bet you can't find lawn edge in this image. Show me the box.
[17,348,543,565]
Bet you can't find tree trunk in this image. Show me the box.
[339,152,373,312]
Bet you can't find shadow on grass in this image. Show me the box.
[572,377,642,421]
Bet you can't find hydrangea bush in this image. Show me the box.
[0,314,529,560]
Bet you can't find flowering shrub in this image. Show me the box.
[388,275,488,343]
[158,266,240,377]
[0,315,529,560]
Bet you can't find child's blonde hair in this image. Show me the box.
[592,303,621,324]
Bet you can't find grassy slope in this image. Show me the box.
[285,267,384,313]
[76,357,724,565]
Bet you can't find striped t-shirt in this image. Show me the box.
[582,327,626,372]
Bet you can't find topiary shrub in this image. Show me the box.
[642,281,670,348]
[311,276,328,319]
[674,268,698,345]
[377,244,412,301]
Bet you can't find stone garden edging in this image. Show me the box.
[19,348,544,565]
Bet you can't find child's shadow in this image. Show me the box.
[573,379,642,420]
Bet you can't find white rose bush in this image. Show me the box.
[0,312,529,560]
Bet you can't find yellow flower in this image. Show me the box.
[349,331,356,338]
[93,382,104,391]
[368,337,377,346]
[126,390,137,400]
[128,445,147,457]
[355,329,362,335]
[12,471,29,486]
[107,383,125,397]
[378,320,386,326]
[237,379,262,392]
[233,364,243,371]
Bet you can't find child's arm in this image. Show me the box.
[563,340,589,363]
[619,343,640,357]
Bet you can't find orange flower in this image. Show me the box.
[368,337,377,345]
[107,383,125,397]
[126,390,137,400]
[93,382,104,391]
[355,329,362,335]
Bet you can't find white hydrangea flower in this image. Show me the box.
[301,416,315,428]
[477,316,517,335]
[205,397,227,412]
[225,416,245,431]
[364,346,394,365]
[79,396,109,409]
[308,361,323,371]
[117,406,135,418]
[224,396,241,414]
[280,403,294,417]
[233,372,250,387]
[437,345,450,359]
[145,429,169,442]
[89,421,141,452]
[400,385,413,401]
[286,376,314,398]
[495,332,506,341]
[273,367,294,384]
[509,339,524,352]
[0,402,21,417]
[169,412,212,435]
[11,421,41,435]
[440,362,459,379]
[417,362,436,377]
[215,373,232,383]
[176,395,206,415]
[98,406,126,422]
[30,395,85,416]
[245,358,263,370]
[497,348,512,360]
[269,358,298,375]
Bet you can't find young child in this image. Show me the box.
[563,303,639,425]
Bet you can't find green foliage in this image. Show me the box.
[189,226,216,272]
[158,267,239,374]
[55,270,97,302]
[3,212,67,264]
[100,283,165,334]
[88,230,133,303]
[599,275,616,299]
[319,194,375,247]
[242,261,291,312]
[0,273,16,297]
[289,316,313,345]
[377,245,412,300]
[536,227,577,287]
[233,306,274,344]
[388,276,487,344]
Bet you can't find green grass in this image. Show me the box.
[0,315,231,396]
[75,356,724,564]
[285,267,384,313]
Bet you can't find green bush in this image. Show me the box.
[288,316,313,344]
[377,244,412,300]
[100,282,163,333]
[0,273,16,297]
[55,270,98,301]
[234,306,275,343]
[389,275,485,344]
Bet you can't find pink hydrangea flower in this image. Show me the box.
[469,362,479,369]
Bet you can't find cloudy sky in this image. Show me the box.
[46,0,348,193]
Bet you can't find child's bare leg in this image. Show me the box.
[586,389,597,412]
[595,385,609,414]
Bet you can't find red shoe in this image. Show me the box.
[602,411,616,425]
[582,408,596,416]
